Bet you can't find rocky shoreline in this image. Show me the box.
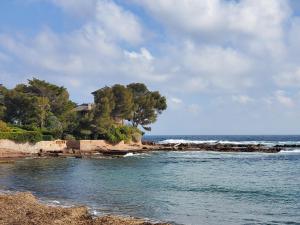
[0,192,170,225]
[147,142,282,153]
[0,141,285,160]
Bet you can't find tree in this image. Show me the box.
[45,115,63,138]
[4,90,42,127]
[70,108,94,140]
[111,84,133,123]
[7,78,77,136]
[92,83,167,133]
[26,78,76,118]
[0,84,7,120]
[36,97,50,128]
[127,83,167,131]
[0,79,167,142]
[92,87,115,138]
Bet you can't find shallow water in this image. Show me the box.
[0,150,299,225]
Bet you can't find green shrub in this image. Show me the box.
[106,126,125,144]
[63,134,75,140]
[131,132,142,143]
[0,131,43,143]
[0,121,11,132]
[42,135,54,141]
[20,124,40,132]
[9,126,26,133]
[105,125,142,144]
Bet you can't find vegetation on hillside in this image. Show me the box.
[0,79,167,143]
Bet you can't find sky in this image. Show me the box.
[0,0,300,135]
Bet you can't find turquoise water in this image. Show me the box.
[0,151,299,225]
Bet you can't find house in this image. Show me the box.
[75,103,94,113]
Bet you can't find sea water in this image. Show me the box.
[0,135,299,225]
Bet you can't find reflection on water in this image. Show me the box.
[0,152,299,225]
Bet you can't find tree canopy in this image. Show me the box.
[127,83,167,131]
[92,83,167,132]
[0,79,167,143]
[2,78,76,138]
[0,84,7,120]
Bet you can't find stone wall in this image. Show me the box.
[79,140,110,151]
[66,140,80,150]
[0,140,68,154]
[0,139,142,155]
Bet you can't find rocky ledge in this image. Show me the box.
[142,142,282,153]
[0,142,283,160]
[0,192,170,225]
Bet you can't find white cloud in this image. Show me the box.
[168,97,183,110]
[275,67,300,87]
[2,0,294,96]
[133,0,289,57]
[187,104,201,115]
[182,44,253,91]
[163,41,254,93]
[124,48,154,61]
[170,97,182,104]
[182,77,209,92]
[2,0,300,134]
[94,1,144,44]
[122,47,168,82]
[50,0,98,17]
[232,95,254,104]
[49,0,144,44]
[274,90,295,108]
[69,79,81,88]
[0,0,151,83]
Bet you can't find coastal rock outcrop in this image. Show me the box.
[0,139,284,160]
[0,192,171,225]
[149,142,281,153]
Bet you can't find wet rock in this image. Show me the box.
[156,143,281,153]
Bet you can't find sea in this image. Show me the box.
[0,135,299,225]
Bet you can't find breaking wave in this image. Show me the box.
[279,149,300,153]
[123,153,149,158]
[158,139,300,147]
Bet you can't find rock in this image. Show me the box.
[0,192,171,225]
[157,143,281,153]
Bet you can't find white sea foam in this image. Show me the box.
[279,149,300,153]
[158,139,219,144]
[0,189,15,195]
[90,209,103,216]
[123,153,149,158]
[49,200,60,204]
[124,153,134,157]
[158,139,300,147]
